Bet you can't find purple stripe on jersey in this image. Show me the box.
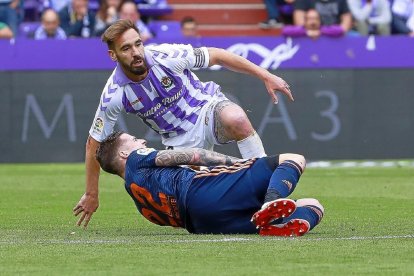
[160,52,168,59]
[108,86,117,94]
[141,119,184,138]
[141,79,155,94]
[204,82,211,92]
[181,49,188,58]
[153,115,176,130]
[172,49,179,58]
[100,85,118,111]
[185,69,216,96]
[170,106,187,121]
[162,127,186,138]
[147,115,186,134]
[186,112,199,125]
[181,88,208,108]
[122,93,138,113]
[169,106,198,125]
[102,95,111,103]
[152,51,160,58]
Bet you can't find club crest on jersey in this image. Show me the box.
[161,76,173,89]
[136,148,156,155]
[92,117,104,135]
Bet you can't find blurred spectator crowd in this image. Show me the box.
[0,0,413,40]
[0,0,175,39]
[261,0,414,37]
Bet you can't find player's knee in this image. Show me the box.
[296,198,324,217]
[279,153,306,172]
[220,107,253,137]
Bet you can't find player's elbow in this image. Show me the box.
[207,47,226,66]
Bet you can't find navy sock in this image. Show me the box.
[264,160,302,203]
[278,206,324,230]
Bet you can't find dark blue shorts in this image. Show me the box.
[185,156,278,234]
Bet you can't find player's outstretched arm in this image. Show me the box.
[73,136,101,228]
[207,47,294,104]
[155,148,241,167]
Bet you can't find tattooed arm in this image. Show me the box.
[155,148,241,167]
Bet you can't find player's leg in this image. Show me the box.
[260,198,324,237]
[251,153,306,227]
[212,100,266,159]
[264,153,306,202]
[186,158,276,234]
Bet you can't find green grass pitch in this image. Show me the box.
[0,163,413,275]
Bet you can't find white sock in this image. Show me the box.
[237,131,267,159]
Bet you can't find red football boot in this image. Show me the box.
[259,219,310,237]
[251,198,296,228]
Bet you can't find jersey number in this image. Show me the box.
[130,183,182,227]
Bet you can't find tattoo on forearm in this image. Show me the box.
[156,151,193,166]
[155,149,240,167]
[197,149,239,166]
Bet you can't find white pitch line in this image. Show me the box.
[1,235,413,245]
[160,235,414,243]
[307,160,414,168]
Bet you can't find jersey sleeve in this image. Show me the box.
[147,44,210,74]
[128,149,158,168]
[89,80,123,142]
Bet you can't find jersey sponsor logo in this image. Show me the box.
[136,148,156,155]
[161,76,173,89]
[161,88,182,105]
[92,117,104,135]
[140,89,182,118]
[143,103,162,117]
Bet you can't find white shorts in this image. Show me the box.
[162,92,229,150]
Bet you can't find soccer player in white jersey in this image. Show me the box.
[74,19,294,228]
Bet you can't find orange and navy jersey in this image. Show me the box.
[124,149,196,228]
[189,159,257,179]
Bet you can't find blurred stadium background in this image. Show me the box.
[1,0,413,274]
[1,0,413,162]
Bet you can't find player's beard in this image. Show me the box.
[120,56,148,77]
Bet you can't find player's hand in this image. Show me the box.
[263,73,294,104]
[73,193,99,228]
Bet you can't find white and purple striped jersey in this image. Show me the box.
[89,44,222,143]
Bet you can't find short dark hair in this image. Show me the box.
[96,131,124,175]
[181,16,196,27]
[101,19,141,50]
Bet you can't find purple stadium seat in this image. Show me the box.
[19,22,41,38]
[148,20,182,39]
[137,0,172,17]
[88,0,100,12]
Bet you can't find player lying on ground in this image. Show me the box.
[74,132,324,236]
[78,19,294,229]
